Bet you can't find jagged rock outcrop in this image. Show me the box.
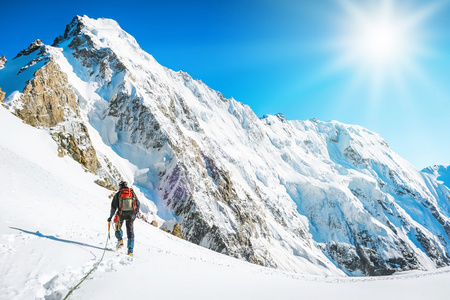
[0,56,6,69]
[171,224,184,239]
[95,177,116,190]
[2,40,100,174]
[12,58,99,173]
[14,40,44,59]
[16,60,77,127]
[0,88,5,103]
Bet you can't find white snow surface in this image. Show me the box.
[1,104,450,299]
[423,165,450,189]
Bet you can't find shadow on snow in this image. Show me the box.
[10,227,113,252]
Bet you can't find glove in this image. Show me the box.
[107,217,112,222]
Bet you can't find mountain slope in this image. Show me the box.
[423,165,450,189]
[1,15,450,276]
[2,104,450,300]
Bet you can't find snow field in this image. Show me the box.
[1,104,450,300]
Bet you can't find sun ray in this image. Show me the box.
[324,0,441,102]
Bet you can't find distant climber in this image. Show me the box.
[107,181,140,256]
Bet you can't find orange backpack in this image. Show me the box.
[119,188,137,214]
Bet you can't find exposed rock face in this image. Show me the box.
[95,177,116,190]
[325,233,419,276]
[0,88,5,103]
[12,60,99,173]
[171,224,184,239]
[2,42,100,174]
[53,15,87,46]
[54,15,126,82]
[14,40,44,59]
[0,56,6,69]
[50,129,98,173]
[16,61,77,127]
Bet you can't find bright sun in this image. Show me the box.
[328,0,438,97]
[354,20,404,64]
[343,2,411,69]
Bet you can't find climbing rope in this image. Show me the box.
[63,222,111,300]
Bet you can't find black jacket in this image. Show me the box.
[109,188,140,219]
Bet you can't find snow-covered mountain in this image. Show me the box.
[2,102,450,300]
[423,165,450,190]
[1,15,450,277]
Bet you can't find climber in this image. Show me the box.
[107,181,140,256]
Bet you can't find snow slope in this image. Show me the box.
[1,104,450,300]
[423,165,450,189]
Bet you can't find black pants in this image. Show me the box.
[115,213,136,251]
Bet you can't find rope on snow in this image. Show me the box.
[63,223,111,300]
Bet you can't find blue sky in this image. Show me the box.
[1,0,449,169]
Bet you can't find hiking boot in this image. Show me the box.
[116,240,124,250]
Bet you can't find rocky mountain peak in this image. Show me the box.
[52,15,88,45]
[51,15,139,78]
[13,39,44,59]
[53,15,134,49]
[276,113,287,122]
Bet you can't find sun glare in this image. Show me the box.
[355,20,403,64]
[328,0,439,98]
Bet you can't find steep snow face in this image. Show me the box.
[262,117,450,275]
[1,15,450,276]
[423,165,450,189]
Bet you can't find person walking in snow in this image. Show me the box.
[107,181,140,256]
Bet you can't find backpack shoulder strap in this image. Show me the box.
[131,189,137,210]
[119,188,124,214]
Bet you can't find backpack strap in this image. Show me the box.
[132,189,137,210]
[119,188,123,215]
